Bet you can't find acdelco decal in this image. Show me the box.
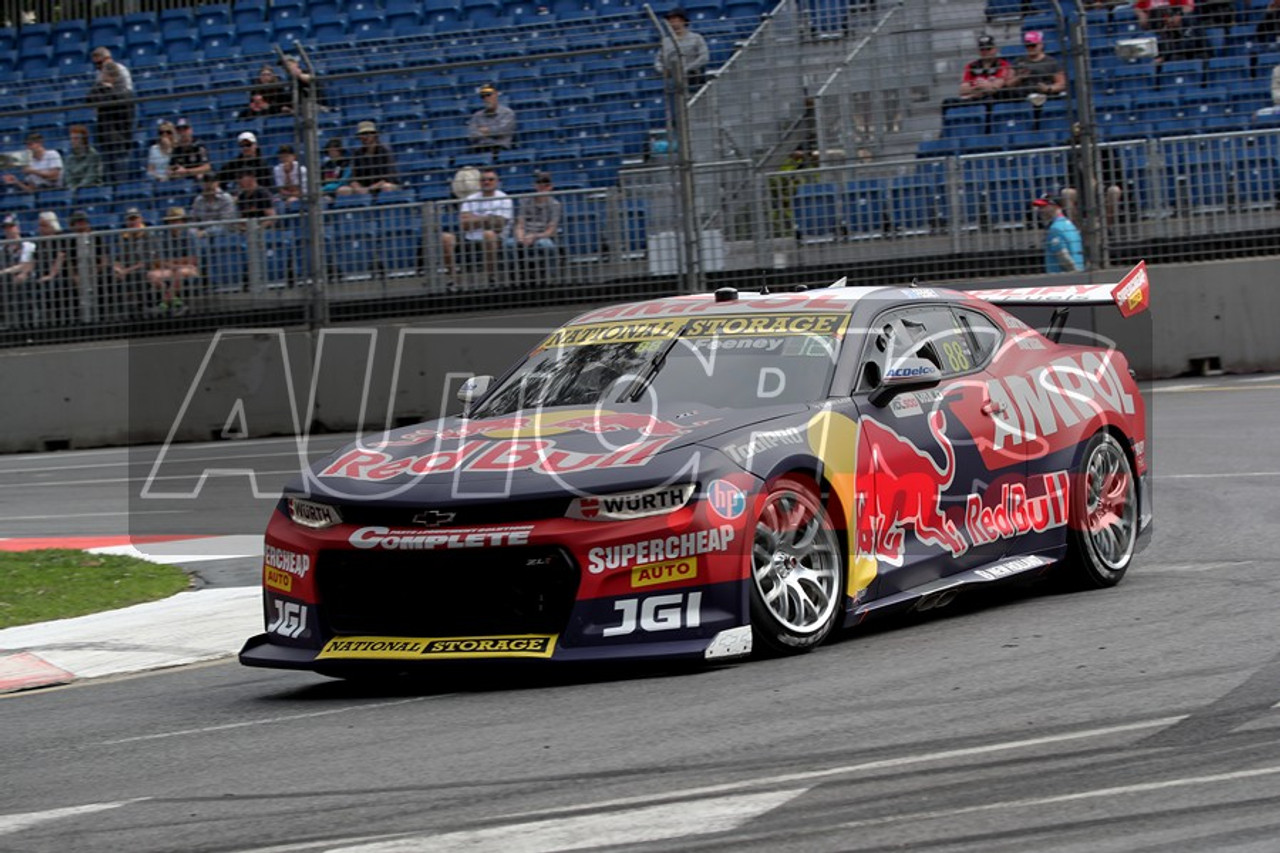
[588,524,736,573]
[349,525,532,550]
[631,556,698,588]
[320,436,676,480]
[263,544,310,593]
[317,634,556,660]
[963,472,1069,548]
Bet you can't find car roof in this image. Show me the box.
[566,285,972,327]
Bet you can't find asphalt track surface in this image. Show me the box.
[2,374,1280,852]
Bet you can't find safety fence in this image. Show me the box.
[2,0,1280,350]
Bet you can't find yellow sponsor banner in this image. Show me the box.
[682,314,850,338]
[317,634,557,660]
[264,567,293,593]
[542,313,850,349]
[540,318,683,349]
[630,555,699,588]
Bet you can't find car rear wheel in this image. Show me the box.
[1063,431,1137,589]
[749,477,845,655]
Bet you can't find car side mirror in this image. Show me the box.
[456,374,492,416]
[868,357,942,408]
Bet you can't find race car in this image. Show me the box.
[239,262,1152,675]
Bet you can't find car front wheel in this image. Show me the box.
[749,476,845,655]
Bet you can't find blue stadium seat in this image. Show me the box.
[844,179,885,238]
[941,103,989,139]
[202,233,248,292]
[794,183,842,242]
[1206,55,1252,87]
[1111,61,1158,94]
[53,21,89,55]
[1158,59,1204,90]
[325,206,377,279]
[991,101,1035,135]
[160,9,196,42]
[89,16,124,48]
[1236,156,1278,208]
[373,191,422,275]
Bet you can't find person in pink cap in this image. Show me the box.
[1007,30,1065,103]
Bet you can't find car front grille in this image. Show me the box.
[316,546,579,637]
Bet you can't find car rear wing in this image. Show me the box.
[966,261,1149,318]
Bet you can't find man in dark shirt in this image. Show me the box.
[220,131,273,187]
[168,117,212,185]
[344,121,399,195]
[234,172,275,227]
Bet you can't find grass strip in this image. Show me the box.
[0,550,191,629]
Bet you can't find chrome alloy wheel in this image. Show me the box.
[751,485,842,635]
[1082,434,1137,571]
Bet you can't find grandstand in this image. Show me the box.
[1,0,1279,346]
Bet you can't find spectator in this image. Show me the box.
[251,64,292,115]
[240,92,277,121]
[505,170,561,284]
[0,214,36,330]
[280,54,323,111]
[1144,1,1207,61]
[2,132,64,193]
[1133,0,1194,30]
[148,207,198,316]
[168,118,212,184]
[220,131,272,187]
[958,35,1014,101]
[234,171,275,227]
[769,146,818,237]
[190,176,238,237]
[1193,0,1235,54]
[1258,0,1280,45]
[273,144,307,212]
[86,46,135,184]
[442,168,511,286]
[64,125,103,191]
[656,8,709,91]
[467,85,517,153]
[342,121,400,195]
[1006,31,1066,103]
[319,138,351,200]
[1060,126,1125,227]
[67,211,108,323]
[146,121,177,183]
[33,211,73,326]
[110,208,153,319]
[1032,194,1083,273]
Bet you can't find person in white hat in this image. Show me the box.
[219,130,271,186]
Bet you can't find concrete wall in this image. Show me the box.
[3,258,1277,453]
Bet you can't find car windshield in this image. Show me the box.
[472,313,847,416]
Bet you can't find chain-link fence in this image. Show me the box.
[2,0,1279,348]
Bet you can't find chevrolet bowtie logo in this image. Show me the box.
[413,509,457,527]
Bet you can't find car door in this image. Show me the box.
[849,303,1009,595]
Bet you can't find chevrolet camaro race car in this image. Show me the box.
[240,263,1153,675]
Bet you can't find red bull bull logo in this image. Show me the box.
[857,411,966,566]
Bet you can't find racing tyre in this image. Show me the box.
[749,477,845,655]
[1062,431,1137,589]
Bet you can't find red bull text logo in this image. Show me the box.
[963,472,1069,547]
[320,436,676,480]
[381,410,690,445]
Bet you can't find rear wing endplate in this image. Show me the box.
[966,261,1150,317]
